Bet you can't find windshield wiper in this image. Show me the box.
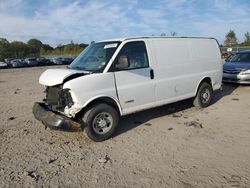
[69,66,93,73]
[69,66,85,70]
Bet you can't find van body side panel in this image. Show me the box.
[63,72,118,117]
[151,38,222,106]
[151,38,191,103]
[188,39,222,91]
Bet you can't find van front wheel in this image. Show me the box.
[193,82,213,108]
[82,103,119,142]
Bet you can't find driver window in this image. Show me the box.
[115,41,149,70]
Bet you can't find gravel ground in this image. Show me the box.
[0,66,250,188]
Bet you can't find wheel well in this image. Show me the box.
[75,97,121,119]
[201,77,212,86]
[196,77,212,94]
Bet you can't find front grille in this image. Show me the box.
[223,77,239,81]
[223,69,241,74]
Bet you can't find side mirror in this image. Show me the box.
[116,55,129,70]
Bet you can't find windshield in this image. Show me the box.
[229,52,250,63]
[69,41,120,72]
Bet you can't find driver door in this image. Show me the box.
[113,41,155,115]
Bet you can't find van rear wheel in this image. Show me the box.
[193,82,213,108]
[82,103,119,142]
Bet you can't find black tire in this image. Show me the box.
[193,82,213,108]
[82,103,119,142]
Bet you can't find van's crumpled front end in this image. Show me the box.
[45,85,73,112]
[32,69,87,130]
[43,84,84,117]
[32,65,118,133]
[32,102,82,130]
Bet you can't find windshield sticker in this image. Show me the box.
[104,43,118,49]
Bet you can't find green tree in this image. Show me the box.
[40,44,53,55]
[27,38,43,56]
[245,32,250,41]
[10,41,30,58]
[64,43,75,54]
[224,30,238,46]
[243,32,250,46]
[79,43,88,48]
[239,32,250,46]
[42,44,53,51]
[27,39,43,49]
[41,42,87,56]
[170,32,177,36]
[0,38,12,61]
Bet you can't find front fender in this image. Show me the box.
[62,72,119,117]
[63,95,122,118]
[83,95,123,115]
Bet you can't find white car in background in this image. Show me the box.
[0,61,8,69]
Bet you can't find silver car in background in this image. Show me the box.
[223,50,250,84]
[25,58,38,66]
[10,59,28,68]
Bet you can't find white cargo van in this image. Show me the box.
[33,37,222,141]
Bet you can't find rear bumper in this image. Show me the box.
[32,102,82,131]
[223,73,250,84]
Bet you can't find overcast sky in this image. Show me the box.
[0,0,249,46]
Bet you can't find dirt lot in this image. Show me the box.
[0,66,250,188]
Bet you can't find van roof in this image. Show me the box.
[99,36,216,43]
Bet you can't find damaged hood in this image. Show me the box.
[39,68,89,86]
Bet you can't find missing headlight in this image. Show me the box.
[58,89,74,108]
[44,86,74,112]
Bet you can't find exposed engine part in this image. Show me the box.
[44,85,74,112]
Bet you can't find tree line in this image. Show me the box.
[223,30,250,47]
[0,38,88,61]
[1,30,250,61]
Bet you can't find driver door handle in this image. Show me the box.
[150,69,154,79]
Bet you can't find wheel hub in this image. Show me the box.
[201,88,210,103]
[92,112,113,135]
[202,92,209,100]
[97,119,107,128]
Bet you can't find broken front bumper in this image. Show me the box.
[32,102,82,131]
